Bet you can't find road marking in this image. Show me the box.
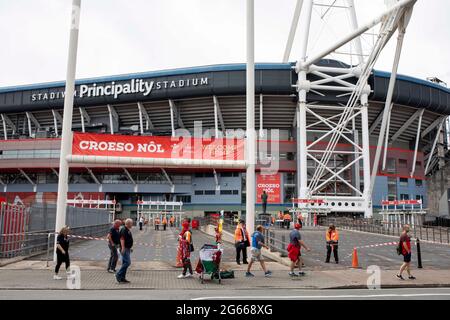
[193,293,450,300]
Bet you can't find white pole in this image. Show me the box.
[1,115,7,140]
[259,94,263,138]
[370,27,406,194]
[346,0,364,65]
[297,0,313,200]
[246,0,256,234]
[214,96,219,138]
[410,109,424,177]
[303,0,415,68]
[54,0,81,261]
[283,0,304,63]
[361,95,373,218]
[382,104,393,170]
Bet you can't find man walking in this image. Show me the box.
[397,224,416,280]
[261,190,268,214]
[246,225,272,277]
[288,223,310,277]
[234,219,250,265]
[116,218,134,284]
[107,219,121,273]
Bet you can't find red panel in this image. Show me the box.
[72,132,245,161]
[256,173,281,204]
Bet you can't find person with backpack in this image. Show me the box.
[246,225,272,277]
[396,224,416,280]
[234,219,250,265]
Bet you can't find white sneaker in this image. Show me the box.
[53,275,63,280]
[177,274,185,279]
[184,273,193,278]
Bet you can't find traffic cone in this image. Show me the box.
[351,248,360,268]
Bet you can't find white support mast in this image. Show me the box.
[246,0,256,234]
[54,0,81,261]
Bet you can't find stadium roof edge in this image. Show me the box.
[0,63,293,94]
[0,62,449,96]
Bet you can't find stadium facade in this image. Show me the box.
[0,59,449,219]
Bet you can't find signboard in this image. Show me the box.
[72,132,245,161]
[292,198,326,204]
[256,173,281,204]
[381,200,422,206]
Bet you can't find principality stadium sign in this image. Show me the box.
[31,76,209,102]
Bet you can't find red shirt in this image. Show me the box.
[400,233,411,255]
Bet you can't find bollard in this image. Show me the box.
[416,238,423,269]
[46,233,52,267]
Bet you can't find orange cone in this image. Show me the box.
[351,248,360,268]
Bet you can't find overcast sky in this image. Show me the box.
[0,0,449,87]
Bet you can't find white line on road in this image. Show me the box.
[193,293,450,300]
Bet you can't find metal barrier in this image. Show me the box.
[0,201,112,259]
[318,216,450,245]
[0,223,111,259]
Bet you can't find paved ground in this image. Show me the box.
[269,226,450,270]
[1,288,450,300]
[0,268,450,291]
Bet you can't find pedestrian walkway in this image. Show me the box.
[267,227,450,270]
[30,226,238,265]
[0,268,449,290]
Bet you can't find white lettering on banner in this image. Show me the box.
[78,140,164,153]
[31,77,209,102]
[257,183,280,193]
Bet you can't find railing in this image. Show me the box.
[198,215,290,256]
[0,223,111,259]
[319,216,450,244]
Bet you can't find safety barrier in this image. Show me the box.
[0,223,111,259]
[319,217,450,245]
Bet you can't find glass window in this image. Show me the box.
[415,179,423,187]
[220,172,233,177]
[232,190,239,195]
[204,190,216,195]
[399,178,408,187]
[400,194,409,200]
[194,190,203,195]
[220,190,233,195]
[386,158,396,173]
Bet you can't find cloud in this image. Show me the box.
[0,0,449,87]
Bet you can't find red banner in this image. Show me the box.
[72,132,244,161]
[256,173,281,204]
[382,200,422,206]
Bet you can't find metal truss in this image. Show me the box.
[287,0,417,216]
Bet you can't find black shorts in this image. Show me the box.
[403,253,412,263]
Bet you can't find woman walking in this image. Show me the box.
[54,226,71,280]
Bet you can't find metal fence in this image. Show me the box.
[319,216,450,244]
[0,203,111,259]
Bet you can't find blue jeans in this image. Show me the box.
[116,248,131,281]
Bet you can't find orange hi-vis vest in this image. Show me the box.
[283,214,291,221]
[326,230,339,242]
[234,226,250,243]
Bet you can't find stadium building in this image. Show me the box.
[0,60,449,220]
